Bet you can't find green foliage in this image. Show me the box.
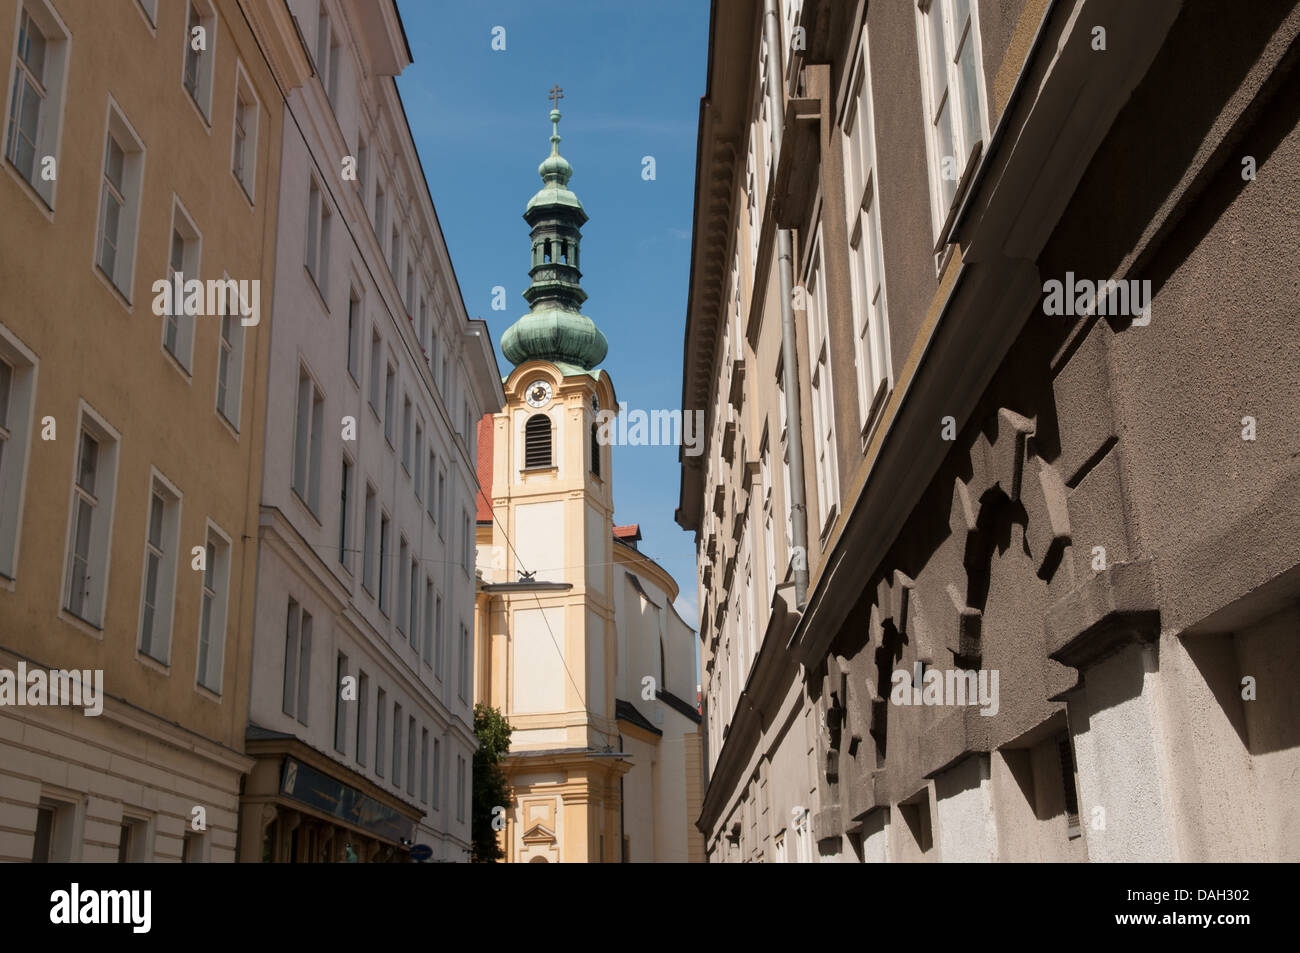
[471,703,513,863]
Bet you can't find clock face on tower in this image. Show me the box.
[526,380,553,408]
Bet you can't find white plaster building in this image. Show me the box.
[237,0,503,863]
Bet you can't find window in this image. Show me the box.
[196,523,231,692]
[136,0,158,26]
[63,409,120,627]
[117,815,149,862]
[392,702,402,788]
[917,0,988,240]
[414,422,424,500]
[281,598,312,724]
[1059,735,1081,838]
[368,329,382,412]
[844,39,890,431]
[401,395,412,471]
[362,483,376,593]
[333,652,347,752]
[4,2,69,207]
[375,688,386,776]
[346,289,361,381]
[383,363,395,445]
[0,326,37,579]
[776,359,794,551]
[378,512,390,615]
[397,537,409,634]
[406,715,416,796]
[389,225,401,282]
[524,414,551,468]
[805,230,838,532]
[374,180,386,243]
[356,670,369,765]
[462,511,471,576]
[425,450,436,521]
[408,556,419,648]
[95,105,145,300]
[292,366,325,515]
[433,594,444,680]
[230,64,260,199]
[590,422,600,477]
[418,296,427,357]
[420,728,429,804]
[163,198,201,372]
[182,1,216,120]
[456,755,466,822]
[315,5,339,107]
[338,457,353,569]
[215,306,245,427]
[32,797,76,862]
[405,264,414,313]
[356,131,368,203]
[432,737,441,809]
[760,431,776,605]
[181,831,204,863]
[422,578,434,665]
[437,469,446,530]
[458,623,470,702]
[305,178,331,297]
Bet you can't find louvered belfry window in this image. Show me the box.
[524,414,552,468]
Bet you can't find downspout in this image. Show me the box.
[763,0,810,610]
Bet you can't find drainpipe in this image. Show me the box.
[763,0,810,610]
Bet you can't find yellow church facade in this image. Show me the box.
[471,104,704,863]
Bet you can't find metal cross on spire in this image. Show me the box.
[548,84,564,108]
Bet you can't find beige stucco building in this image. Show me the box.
[473,109,704,863]
[0,0,298,862]
[679,0,1300,862]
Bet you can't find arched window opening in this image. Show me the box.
[560,240,569,264]
[543,239,552,263]
[524,414,552,468]
[590,422,601,477]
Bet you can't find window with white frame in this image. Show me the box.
[305,177,331,298]
[804,230,838,533]
[916,0,988,241]
[356,669,369,765]
[4,2,69,207]
[422,577,434,665]
[95,104,145,300]
[368,327,382,411]
[362,482,376,593]
[408,556,419,648]
[406,714,416,796]
[776,358,793,554]
[437,468,445,532]
[843,35,891,432]
[346,288,361,382]
[63,407,120,626]
[182,0,216,121]
[0,325,37,579]
[383,362,395,445]
[396,536,409,634]
[196,523,230,692]
[292,365,325,515]
[338,456,353,570]
[760,429,776,607]
[374,179,386,242]
[163,198,200,372]
[458,622,469,702]
[333,652,347,752]
[432,736,441,808]
[375,687,386,776]
[433,593,444,680]
[231,64,260,200]
[356,130,368,204]
[401,394,412,471]
[419,728,429,803]
[281,597,312,724]
[425,448,436,521]
[392,701,402,788]
[413,421,423,501]
[456,754,466,822]
[137,471,181,663]
[215,309,244,427]
[378,511,390,614]
[315,4,339,108]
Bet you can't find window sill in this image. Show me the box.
[183,87,214,133]
[216,407,241,441]
[58,608,105,640]
[136,650,171,674]
[290,487,323,527]
[93,262,134,313]
[304,265,330,313]
[4,158,55,219]
[194,681,222,703]
[230,168,255,209]
[162,343,194,383]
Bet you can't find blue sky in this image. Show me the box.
[395,1,709,626]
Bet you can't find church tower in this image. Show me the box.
[476,97,624,864]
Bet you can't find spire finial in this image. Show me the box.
[547,85,564,155]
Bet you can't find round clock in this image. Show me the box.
[526,380,553,408]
